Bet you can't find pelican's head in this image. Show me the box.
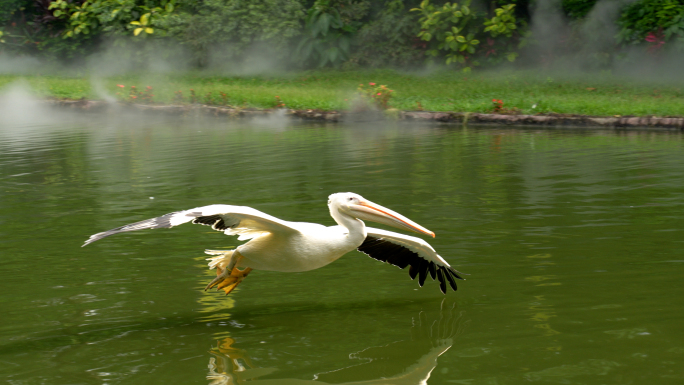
[328,192,435,238]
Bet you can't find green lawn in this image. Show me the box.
[1,69,683,117]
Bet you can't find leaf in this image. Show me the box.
[462,5,470,15]
[134,28,143,36]
[318,13,330,36]
[471,39,480,45]
[130,21,141,25]
[145,28,154,34]
[141,13,150,26]
[456,35,466,43]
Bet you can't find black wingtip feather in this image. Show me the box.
[418,259,428,287]
[437,269,447,294]
[409,264,418,280]
[428,262,436,280]
[357,235,463,294]
[445,269,458,291]
[449,267,466,280]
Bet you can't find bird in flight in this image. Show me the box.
[83,192,464,294]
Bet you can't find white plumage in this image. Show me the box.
[84,192,464,294]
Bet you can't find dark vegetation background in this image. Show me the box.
[0,0,683,73]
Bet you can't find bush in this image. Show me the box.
[296,0,369,68]
[562,0,599,19]
[0,0,27,26]
[173,0,306,68]
[348,0,424,68]
[0,0,92,59]
[412,0,526,71]
[617,0,684,47]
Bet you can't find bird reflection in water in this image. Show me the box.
[206,300,467,385]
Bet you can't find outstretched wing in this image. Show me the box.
[83,204,299,246]
[358,227,465,294]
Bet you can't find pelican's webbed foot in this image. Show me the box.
[204,249,252,295]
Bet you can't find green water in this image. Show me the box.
[1,116,683,384]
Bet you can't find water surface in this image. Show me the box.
[1,114,683,384]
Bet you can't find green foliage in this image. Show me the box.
[617,0,684,45]
[412,0,525,71]
[412,0,480,69]
[562,0,598,19]
[348,0,423,68]
[0,1,87,58]
[296,0,369,68]
[484,4,517,37]
[172,0,305,67]
[0,0,27,25]
[48,0,177,38]
[494,0,532,21]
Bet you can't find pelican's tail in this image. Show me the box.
[205,249,235,270]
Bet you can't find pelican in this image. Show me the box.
[83,192,464,294]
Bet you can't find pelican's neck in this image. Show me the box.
[330,206,367,242]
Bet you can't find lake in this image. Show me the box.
[1,110,683,384]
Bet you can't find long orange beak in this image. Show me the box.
[350,199,435,237]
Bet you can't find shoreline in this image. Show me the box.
[48,99,684,130]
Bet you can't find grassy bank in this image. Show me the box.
[1,70,683,117]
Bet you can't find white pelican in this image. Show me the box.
[83,192,464,294]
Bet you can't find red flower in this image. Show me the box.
[645,33,657,43]
[369,82,376,86]
[117,84,124,88]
